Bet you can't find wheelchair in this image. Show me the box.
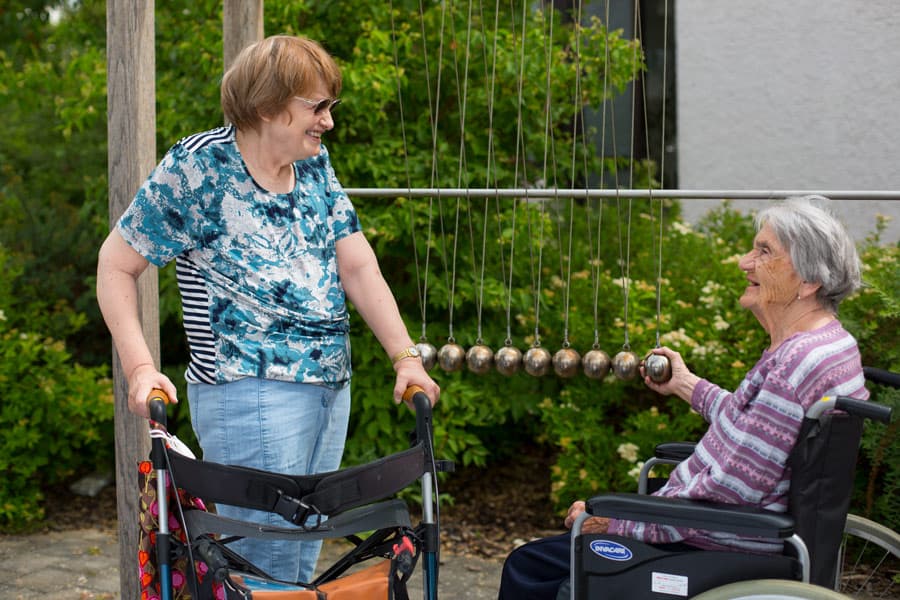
[569,367,899,599]
[142,385,448,599]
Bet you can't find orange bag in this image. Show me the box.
[231,560,391,599]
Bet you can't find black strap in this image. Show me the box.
[183,499,412,541]
[167,443,426,525]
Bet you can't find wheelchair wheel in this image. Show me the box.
[836,513,899,598]
[692,579,849,599]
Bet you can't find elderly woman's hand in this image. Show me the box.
[564,500,610,534]
[641,347,701,403]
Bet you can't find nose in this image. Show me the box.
[319,109,335,129]
[738,249,755,271]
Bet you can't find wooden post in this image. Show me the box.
[107,2,157,599]
[104,3,263,596]
[223,0,264,70]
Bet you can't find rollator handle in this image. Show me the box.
[402,385,433,445]
[402,385,432,415]
[148,388,169,428]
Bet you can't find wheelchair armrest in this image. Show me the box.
[654,442,696,461]
[585,492,795,539]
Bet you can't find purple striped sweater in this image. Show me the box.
[607,319,868,553]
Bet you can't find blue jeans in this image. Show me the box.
[188,378,351,583]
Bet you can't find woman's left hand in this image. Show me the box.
[393,359,440,407]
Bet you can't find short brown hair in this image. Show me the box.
[221,35,342,131]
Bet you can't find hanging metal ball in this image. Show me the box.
[643,352,673,384]
[416,341,438,371]
[466,344,494,375]
[437,342,466,372]
[583,349,611,380]
[495,345,523,376]
[552,347,581,378]
[612,349,641,381]
[523,346,552,377]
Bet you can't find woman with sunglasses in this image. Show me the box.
[97,35,439,583]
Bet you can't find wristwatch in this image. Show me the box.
[391,345,421,364]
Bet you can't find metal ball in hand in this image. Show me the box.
[582,349,611,380]
[523,346,552,377]
[466,344,494,375]
[612,349,640,381]
[552,347,581,378]
[416,341,438,371]
[437,342,466,372]
[643,352,672,383]
[495,345,523,376]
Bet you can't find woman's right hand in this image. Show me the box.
[641,347,700,402]
[127,364,178,418]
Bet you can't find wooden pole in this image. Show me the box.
[107,2,157,599]
[223,0,264,70]
[103,3,263,596]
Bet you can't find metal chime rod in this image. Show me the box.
[345,188,900,200]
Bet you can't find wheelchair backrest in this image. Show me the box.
[786,411,863,587]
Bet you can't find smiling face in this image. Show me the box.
[738,223,803,325]
[274,82,336,161]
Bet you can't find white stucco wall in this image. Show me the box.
[675,0,900,242]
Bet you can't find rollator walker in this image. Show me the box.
[142,385,449,600]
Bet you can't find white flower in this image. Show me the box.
[713,314,730,330]
[701,281,723,295]
[694,341,728,358]
[671,221,692,235]
[617,442,640,463]
[659,328,698,348]
[628,461,645,481]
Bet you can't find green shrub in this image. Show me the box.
[841,220,900,531]
[0,246,113,532]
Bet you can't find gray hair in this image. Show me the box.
[755,195,861,313]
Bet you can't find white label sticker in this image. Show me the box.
[651,572,689,597]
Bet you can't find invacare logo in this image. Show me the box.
[589,539,633,561]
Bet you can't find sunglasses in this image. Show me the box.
[293,96,342,115]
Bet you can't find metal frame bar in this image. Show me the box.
[344,188,900,200]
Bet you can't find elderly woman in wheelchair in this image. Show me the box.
[499,196,879,600]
